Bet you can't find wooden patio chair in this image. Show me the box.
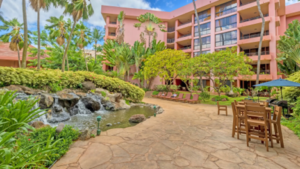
[217,101,227,116]
[245,105,273,151]
[163,92,172,100]
[231,102,246,138]
[187,94,200,104]
[157,92,166,99]
[171,93,183,101]
[152,92,162,98]
[178,93,191,103]
[271,106,284,148]
[245,102,261,107]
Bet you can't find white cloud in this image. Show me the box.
[0,0,160,29]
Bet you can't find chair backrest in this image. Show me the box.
[177,93,184,99]
[158,92,162,96]
[234,100,238,105]
[273,106,282,122]
[264,102,269,107]
[166,92,172,97]
[161,92,166,96]
[192,94,199,101]
[231,102,237,118]
[245,105,267,123]
[245,102,261,107]
[217,101,220,106]
[185,94,191,100]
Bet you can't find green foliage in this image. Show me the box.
[90,133,96,138]
[213,95,229,101]
[100,91,106,97]
[125,100,130,105]
[0,67,145,102]
[283,71,300,102]
[152,91,159,95]
[0,91,44,132]
[292,97,300,116]
[199,91,211,102]
[49,82,64,93]
[220,85,231,93]
[18,125,79,167]
[281,116,300,139]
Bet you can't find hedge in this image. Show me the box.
[283,71,300,103]
[0,67,145,102]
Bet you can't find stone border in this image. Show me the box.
[130,102,164,114]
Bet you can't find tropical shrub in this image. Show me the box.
[199,91,211,102]
[0,91,44,132]
[152,91,159,95]
[281,117,300,139]
[283,71,300,103]
[0,67,145,102]
[212,95,229,101]
[18,125,80,167]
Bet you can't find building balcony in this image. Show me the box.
[177,34,192,42]
[238,16,270,33]
[238,0,270,13]
[167,38,175,43]
[177,21,192,30]
[238,32,271,49]
[107,22,117,28]
[243,51,271,62]
[167,27,175,33]
[180,46,192,53]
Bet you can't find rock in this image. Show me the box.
[56,123,65,133]
[221,98,227,101]
[4,85,24,93]
[39,94,54,109]
[106,123,112,127]
[103,102,115,111]
[57,92,80,109]
[47,106,70,123]
[95,88,109,95]
[81,97,100,112]
[114,99,130,110]
[129,114,146,123]
[31,121,50,129]
[107,93,122,103]
[80,127,91,140]
[76,92,86,98]
[82,81,96,92]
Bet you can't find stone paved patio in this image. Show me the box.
[52,98,300,169]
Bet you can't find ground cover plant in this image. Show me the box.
[0,67,145,102]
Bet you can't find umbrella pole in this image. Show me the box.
[280,87,283,100]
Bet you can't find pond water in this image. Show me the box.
[60,106,156,131]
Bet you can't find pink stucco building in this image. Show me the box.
[101,0,300,90]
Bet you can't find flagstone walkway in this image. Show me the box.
[52,98,300,169]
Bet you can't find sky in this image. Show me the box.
[0,0,299,49]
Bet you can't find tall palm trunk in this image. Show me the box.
[17,45,21,68]
[94,41,97,64]
[256,0,265,85]
[62,20,77,72]
[83,49,88,71]
[21,0,28,68]
[192,0,204,92]
[37,0,41,70]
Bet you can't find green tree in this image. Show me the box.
[204,48,254,96]
[144,49,189,91]
[91,28,104,64]
[61,0,94,72]
[0,18,25,68]
[134,13,166,48]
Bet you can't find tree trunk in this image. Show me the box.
[21,0,28,68]
[37,0,41,70]
[17,45,21,68]
[256,0,265,85]
[192,0,204,92]
[83,49,88,71]
[62,20,77,72]
[66,54,69,71]
[94,41,97,64]
[148,35,151,48]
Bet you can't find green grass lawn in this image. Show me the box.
[177,91,269,106]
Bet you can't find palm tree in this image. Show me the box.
[91,28,104,64]
[134,13,166,48]
[116,11,125,45]
[61,0,94,72]
[132,41,146,74]
[22,0,28,68]
[0,0,3,7]
[256,0,265,85]
[74,22,91,71]
[192,0,204,92]
[0,18,24,68]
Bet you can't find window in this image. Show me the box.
[195,22,211,37]
[215,15,237,32]
[194,36,211,50]
[215,30,237,47]
[215,0,237,17]
[195,9,211,22]
[194,51,210,57]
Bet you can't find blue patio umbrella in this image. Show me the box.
[254,78,300,100]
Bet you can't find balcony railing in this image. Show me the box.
[109,33,116,36]
[178,34,191,38]
[240,14,269,23]
[167,38,175,43]
[244,51,270,56]
[240,0,256,6]
[181,46,192,50]
[109,22,117,24]
[168,27,175,32]
[240,31,269,40]
[252,69,270,74]
[179,21,192,27]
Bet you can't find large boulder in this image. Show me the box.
[82,81,96,92]
[57,92,80,109]
[39,94,54,109]
[47,106,70,123]
[107,93,122,103]
[81,97,100,112]
[115,99,130,110]
[80,127,91,140]
[3,85,24,93]
[129,114,146,123]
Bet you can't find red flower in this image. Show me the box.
[93,77,95,79]
[28,139,31,141]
